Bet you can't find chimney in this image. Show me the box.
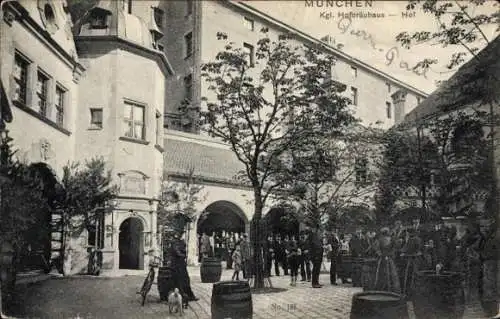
[391,89,407,125]
[320,35,344,50]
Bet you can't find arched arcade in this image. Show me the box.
[196,201,249,261]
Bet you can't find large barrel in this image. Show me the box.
[200,257,222,283]
[211,280,252,319]
[413,270,465,319]
[157,267,175,301]
[350,291,409,319]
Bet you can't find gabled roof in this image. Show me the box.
[163,137,245,185]
[403,35,500,123]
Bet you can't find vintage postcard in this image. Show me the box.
[0,0,499,318]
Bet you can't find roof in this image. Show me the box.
[403,35,500,123]
[73,0,174,76]
[163,137,245,185]
[226,1,428,98]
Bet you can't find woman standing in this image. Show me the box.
[286,236,300,286]
[373,227,401,293]
[401,228,423,298]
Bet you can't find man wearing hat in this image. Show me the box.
[240,233,252,279]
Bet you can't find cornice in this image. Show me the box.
[75,35,175,77]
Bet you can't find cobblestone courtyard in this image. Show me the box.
[6,264,488,319]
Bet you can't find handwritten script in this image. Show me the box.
[336,17,429,79]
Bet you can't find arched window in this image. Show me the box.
[44,4,55,23]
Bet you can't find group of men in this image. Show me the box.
[263,227,325,288]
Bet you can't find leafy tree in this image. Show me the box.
[376,110,494,223]
[157,167,205,265]
[274,124,382,232]
[0,131,59,302]
[59,157,118,267]
[200,29,356,288]
[375,127,437,224]
[396,0,499,80]
[158,167,205,229]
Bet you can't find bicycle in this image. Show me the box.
[138,256,161,306]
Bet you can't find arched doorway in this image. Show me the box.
[197,201,248,260]
[119,217,144,270]
[264,206,300,239]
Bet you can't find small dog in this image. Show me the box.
[168,288,184,315]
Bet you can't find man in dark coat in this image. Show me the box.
[263,235,274,277]
[170,232,198,302]
[308,227,324,288]
[299,231,311,282]
[240,233,252,279]
[274,235,287,276]
[328,232,340,285]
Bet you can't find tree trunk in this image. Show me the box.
[251,190,265,289]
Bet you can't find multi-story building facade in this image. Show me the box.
[1,0,174,274]
[0,0,85,272]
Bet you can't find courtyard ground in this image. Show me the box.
[4,263,490,319]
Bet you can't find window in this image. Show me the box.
[155,111,161,145]
[89,11,108,29]
[13,53,29,104]
[184,32,193,58]
[128,0,132,14]
[243,43,254,67]
[350,87,358,105]
[44,4,55,24]
[386,102,391,119]
[243,17,254,31]
[151,31,162,50]
[90,108,103,129]
[123,101,145,140]
[184,74,193,101]
[36,71,49,117]
[355,157,367,184]
[186,0,193,15]
[417,97,421,104]
[351,66,357,78]
[386,82,391,93]
[153,7,164,29]
[55,86,65,126]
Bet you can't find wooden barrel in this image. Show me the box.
[157,267,175,301]
[362,258,378,291]
[350,291,409,319]
[200,257,222,283]
[211,280,252,319]
[413,270,465,319]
